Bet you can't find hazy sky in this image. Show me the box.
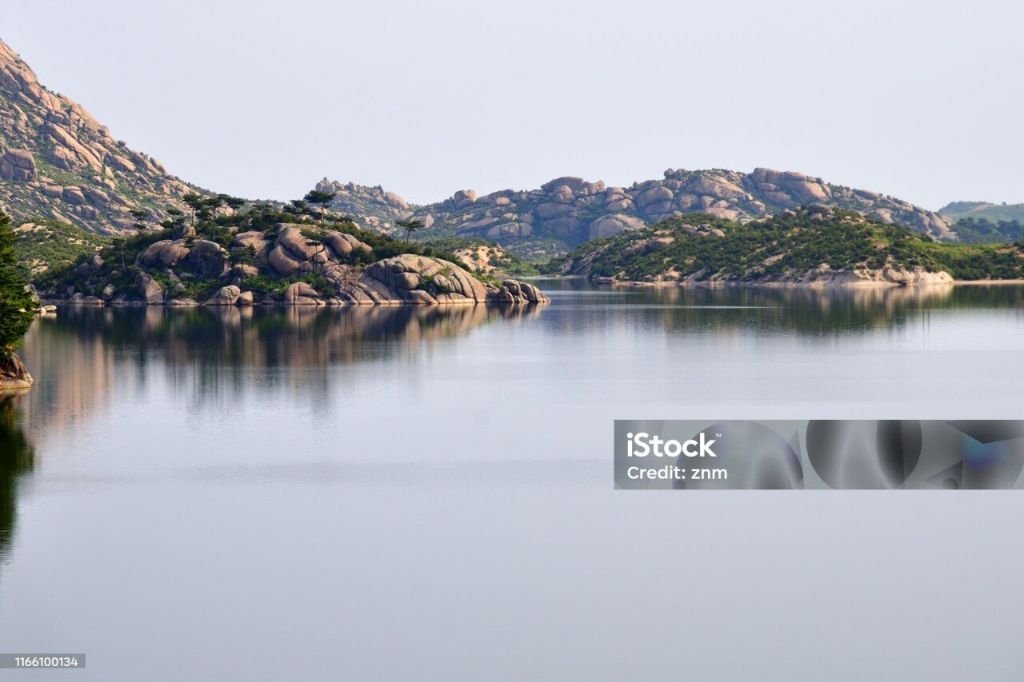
[4,0,1022,208]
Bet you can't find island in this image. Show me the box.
[31,203,549,308]
[548,206,1024,287]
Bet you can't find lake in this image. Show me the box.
[2,282,1023,681]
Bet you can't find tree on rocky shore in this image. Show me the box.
[0,213,35,387]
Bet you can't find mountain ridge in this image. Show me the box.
[315,168,956,257]
[553,206,1023,286]
[0,38,197,234]
[0,37,960,256]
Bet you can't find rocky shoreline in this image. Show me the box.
[40,222,550,308]
[0,353,32,393]
[591,264,956,288]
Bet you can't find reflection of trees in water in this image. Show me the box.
[0,395,33,561]
[545,281,1024,336]
[18,304,543,431]
[41,304,540,367]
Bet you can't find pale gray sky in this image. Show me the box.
[4,0,1022,208]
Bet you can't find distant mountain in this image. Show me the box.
[0,36,961,256]
[939,201,1024,223]
[316,168,955,257]
[0,38,197,234]
[937,201,1024,244]
[553,206,1023,286]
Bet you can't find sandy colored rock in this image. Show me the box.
[205,285,241,306]
[141,240,191,267]
[188,240,229,278]
[135,271,164,304]
[0,353,33,393]
[284,281,323,305]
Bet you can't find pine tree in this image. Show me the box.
[0,213,34,361]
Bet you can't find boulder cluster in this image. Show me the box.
[316,168,955,254]
[57,222,548,307]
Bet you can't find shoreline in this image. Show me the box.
[951,279,1024,286]
[42,299,548,309]
[557,276,1024,289]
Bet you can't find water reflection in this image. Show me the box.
[541,280,1024,335]
[18,304,543,440]
[0,396,33,562]
[13,284,1024,445]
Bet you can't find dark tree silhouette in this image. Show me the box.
[129,208,148,230]
[182,192,204,226]
[396,218,425,241]
[0,213,34,362]
[303,190,337,222]
[0,395,34,560]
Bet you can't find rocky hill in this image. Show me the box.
[937,201,1024,244]
[0,36,959,260]
[939,201,1024,224]
[32,204,548,307]
[552,206,1023,286]
[316,168,955,257]
[0,39,197,234]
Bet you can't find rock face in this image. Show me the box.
[311,179,413,234]
[452,243,509,274]
[0,148,35,181]
[336,254,549,305]
[0,353,32,393]
[41,218,552,307]
[263,224,370,277]
[0,39,198,234]
[135,271,164,304]
[188,240,229,278]
[790,264,955,288]
[317,168,956,256]
[141,240,191,267]
[284,281,323,305]
[206,285,241,306]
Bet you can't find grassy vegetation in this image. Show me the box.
[553,210,1024,282]
[940,201,1024,224]
[951,217,1024,244]
[422,236,540,277]
[13,219,109,276]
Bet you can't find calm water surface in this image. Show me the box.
[2,282,1023,681]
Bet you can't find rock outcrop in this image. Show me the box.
[135,271,164,304]
[336,254,548,305]
[451,243,509,274]
[0,39,199,234]
[45,218,550,307]
[206,285,241,306]
[316,168,956,256]
[787,264,955,288]
[0,353,32,393]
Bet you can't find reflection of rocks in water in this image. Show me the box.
[143,304,540,368]
[598,283,1011,335]
[17,304,543,429]
[0,395,33,561]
